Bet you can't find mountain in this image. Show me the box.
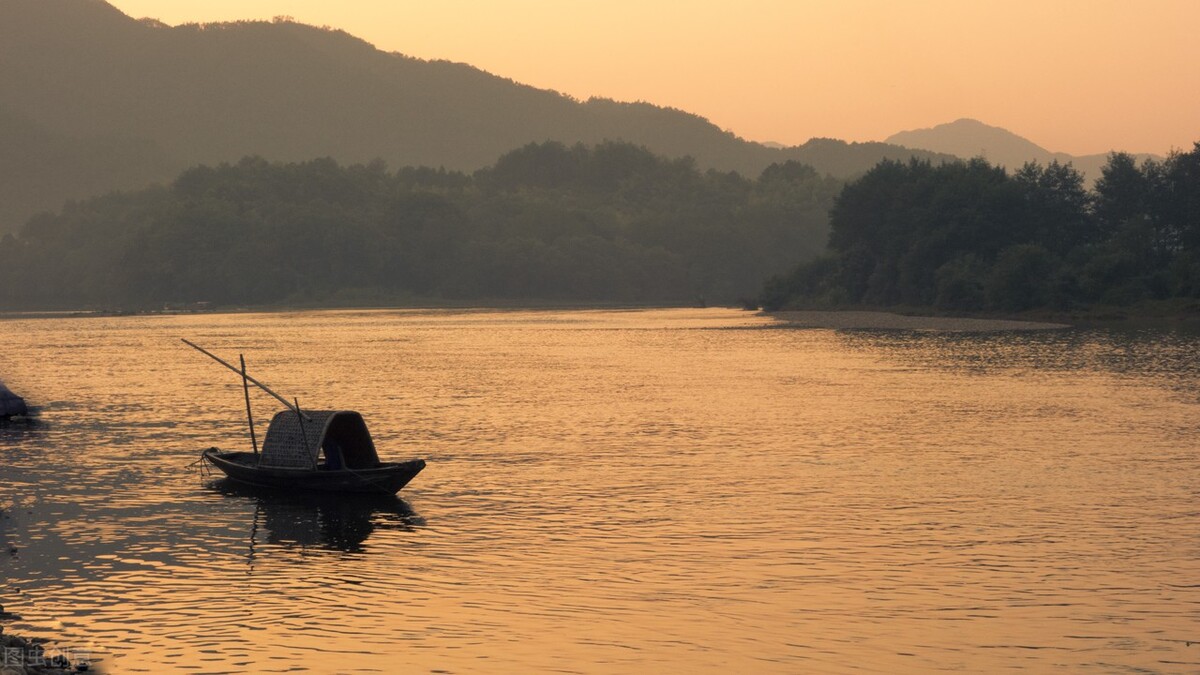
[0,103,182,233]
[0,0,956,232]
[885,118,1160,182]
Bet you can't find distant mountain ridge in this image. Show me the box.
[0,0,957,232]
[885,118,1161,182]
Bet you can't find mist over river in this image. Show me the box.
[2,308,1198,673]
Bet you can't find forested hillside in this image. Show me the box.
[761,144,1200,312]
[0,0,951,232]
[0,142,840,309]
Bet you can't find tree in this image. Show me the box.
[985,244,1056,311]
[1011,161,1092,257]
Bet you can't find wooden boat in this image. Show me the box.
[185,340,425,495]
[203,451,424,494]
[0,382,28,419]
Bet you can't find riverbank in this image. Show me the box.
[0,298,695,322]
[765,298,1200,331]
[763,309,1069,331]
[6,301,1200,331]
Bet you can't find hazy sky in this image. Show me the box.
[106,0,1199,156]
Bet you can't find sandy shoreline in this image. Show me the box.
[763,310,1070,331]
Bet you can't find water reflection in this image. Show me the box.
[210,479,423,555]
[836,326,1200,382]
[0,415,46,437]
[4,309,1199,673]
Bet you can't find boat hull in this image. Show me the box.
[203,449,424,494]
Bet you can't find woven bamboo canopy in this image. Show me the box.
[259,410,381,470]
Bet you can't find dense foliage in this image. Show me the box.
[761,144,1200,312]
[0,142,840,309]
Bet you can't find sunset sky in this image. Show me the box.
[105,0,1199,156]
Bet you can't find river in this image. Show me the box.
[1,308,1198,673]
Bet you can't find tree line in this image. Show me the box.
[761,144,1200,312]
[0,141,841,309]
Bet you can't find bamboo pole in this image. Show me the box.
[240,354,259,457]
[181,339,312,421]
[295,397,318,470]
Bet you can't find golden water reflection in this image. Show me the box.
[212,480,423,556]
[1,309,1198,673]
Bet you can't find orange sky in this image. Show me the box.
[106,0,1199,156]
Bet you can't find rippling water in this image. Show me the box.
[1,308,1199,673]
